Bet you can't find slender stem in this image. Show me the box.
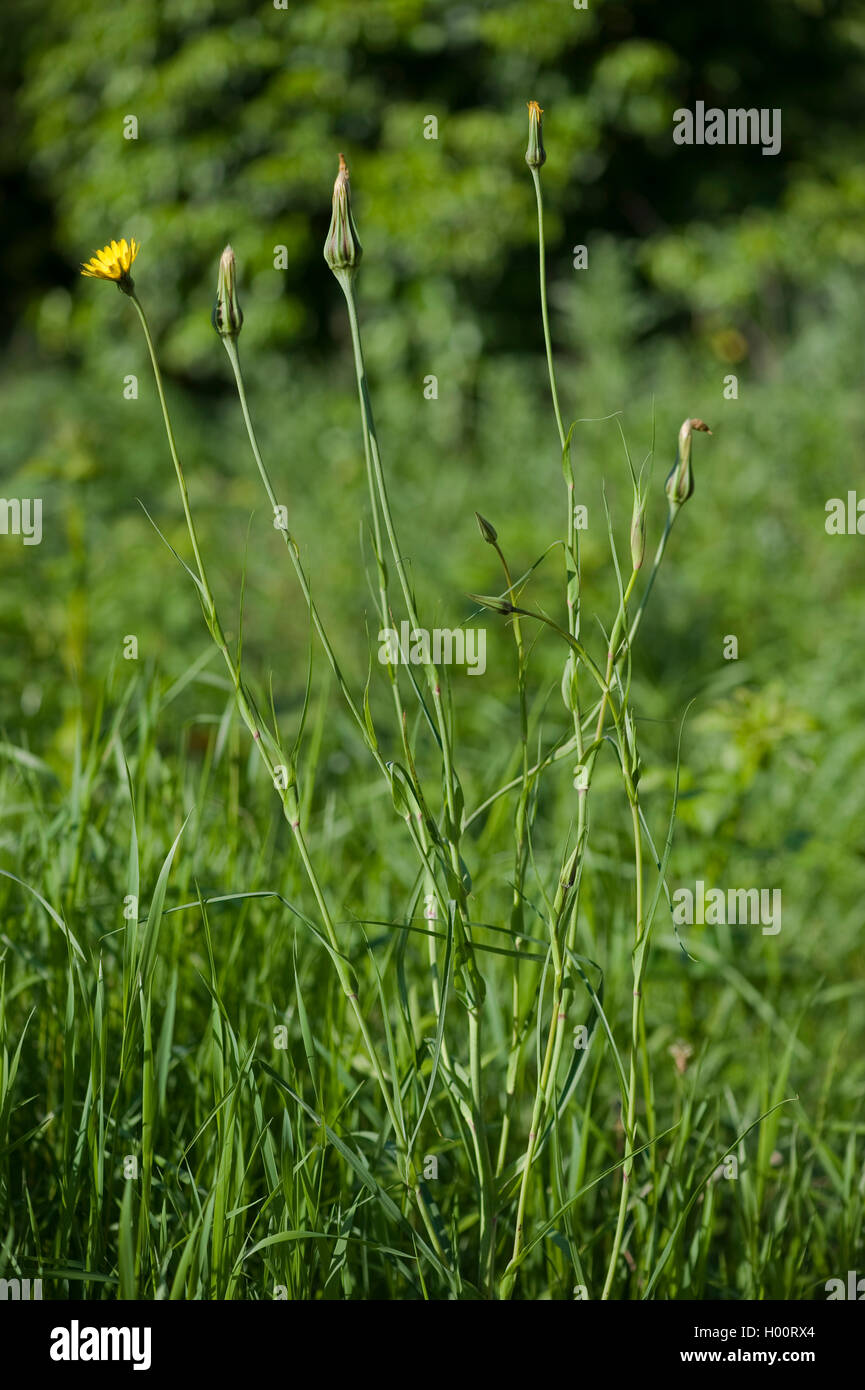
[501,561,637,1295]
[531,167,583,760]
[531,168,566,453]
[335,271,493,1290]
[490,542,529,1179]
[499,825,584,1298]
[130,297,212,591]
[601,797,645,1300]
[464,508,678,834]
[222,339,374,750]
[223,340,465,966]
[628,513,675,649]
[499,176,589,1278]
[224,334,490,1219]
[131,297,447,1263]
[338,278,463,825]
[541,787,587,1113]
[594,569,640,750]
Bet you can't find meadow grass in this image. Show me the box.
[0,111,862,1302]
[1,680,860,1300]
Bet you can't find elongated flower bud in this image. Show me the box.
[324,153,363,279]
[665,417,711,514]
[212,244,243,339]
[630,491,647,570]
[475,511,498,545]
[526,101,546,169]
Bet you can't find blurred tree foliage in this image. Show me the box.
[2,0,865,755]
[4,0,865,378]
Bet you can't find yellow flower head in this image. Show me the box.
[80,238,139,291]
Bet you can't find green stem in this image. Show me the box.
[499,822,586,1298]
[335,270,493,1289]
[222,339,465,977]
[224,336,493,1258]
[500,585,635,1296]
[490,542,529,1179]
[131,296,446,1265]
[531,167,583,758]
[628,513,675,650]
[594,569,640,749]
[531,168,566,453]
[222,338,374,748]
[600,797,645,1300]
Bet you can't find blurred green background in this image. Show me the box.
[2,0,865,993]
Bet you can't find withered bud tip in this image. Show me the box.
[526,100,546,169]
[212,242,242,339]
[325,152,362,276]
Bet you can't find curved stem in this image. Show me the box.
[531,167,566,452]
[131,297,447,1265]
[336,271,493,1289]
[531,167,583,760]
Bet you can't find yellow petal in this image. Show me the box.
[81,238,139,283]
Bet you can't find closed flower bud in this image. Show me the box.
[324,153,363,278]
[212,244,243,339]
[665,417,711,514]
[475,511,498,545]
[526,101,546,169]
[630,492,647,571]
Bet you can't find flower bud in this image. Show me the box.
[630,491,647,571]
[665,417,711,514]
[212,244,243,339]
[475,512,498,545]
[526,101,546,169]
[324,153,363,278]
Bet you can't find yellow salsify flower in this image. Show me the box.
[80,238,139,291]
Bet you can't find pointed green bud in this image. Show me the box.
[475,511,498,545]
[324,153,363,279]
[665,417,711,515]
[630,490,647,571]
[467,592,517,617]
[212,244,243,339]
[526,100,546,169]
